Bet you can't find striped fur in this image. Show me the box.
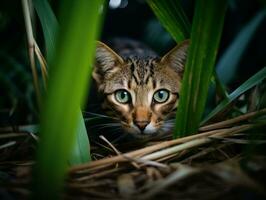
[93,39,189,137]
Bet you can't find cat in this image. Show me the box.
[88,38,189,139]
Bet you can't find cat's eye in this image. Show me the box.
[153,89,169,103]
[115,89,131,104]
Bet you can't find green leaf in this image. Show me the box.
[217,10,265,85]
[33,0,58,62]
[214,71,228,100]
[68,111,90,165]
[202,67,266,125]
[147,0,191,42]
[33,0,91,165]
[174,0,227,137]
[33,1,104,198]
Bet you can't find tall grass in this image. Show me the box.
[216,11,265,85]
[148,1,266,138]
[32,1,104,198]
[33,0,58,62]
[32,0,92,165]
[147,0,190,41]
[148,0,227,137]
[202,67,266,124]
[174,0,227,137]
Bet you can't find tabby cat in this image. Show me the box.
[91,39,189,138]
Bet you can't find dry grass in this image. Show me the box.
[0,109,266,199]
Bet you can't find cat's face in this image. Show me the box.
[93,41,189,137]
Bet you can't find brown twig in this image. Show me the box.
[200,108,266,131]
[34,43,48,89]
[0,133,28,139]
[69,124,256,173]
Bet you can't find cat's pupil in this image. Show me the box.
[158,91,164,98]
[121,92,126,99]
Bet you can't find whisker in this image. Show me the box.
[111,132,129,143]
[82,111,110,118]
[163,124,175,128]
[164,119,175,123]
[83,111,119,121]
[84,116,104,122]
[88,122,121,129]
[86,103,101,106]
[96,127,123,139]
[164,122,175,126]
[108,127,123,133]
[98,125,121,130]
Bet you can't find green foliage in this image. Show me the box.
[217,10,265,85]
[147,0,191,41]
[174,0,227,137]
[33,0,58,62]
[33,0,104,198]
[202,67,266,125]
[33,0,91,165]
[68,111,90,165]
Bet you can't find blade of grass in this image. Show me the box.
[146,0,191,41]
[146,0,229,118]
[174,0,227,137]
[201,67,266,125]
[33,0,91,165]
[214,70,229,100]
[146,0,228,118]
[68,111,90,165]
[33,0,58,62]
[33,1,104,198]
[217,10,265,85]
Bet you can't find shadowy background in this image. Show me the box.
[0,0,265,125]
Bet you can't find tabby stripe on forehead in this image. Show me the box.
[136,60,144,83]
[143,70,149,84]
[144,75,150,85]
[143,63,151,84]
[130,61,138,85]
[148,61,156,88]
[132,71,140,85]
[131,61,141,85]
[150,60,156,75]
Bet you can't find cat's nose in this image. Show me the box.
[135,121,149,131]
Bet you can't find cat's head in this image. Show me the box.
[92,40,189,137]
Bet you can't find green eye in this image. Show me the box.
[153,89,169,103]
[115,90,131,104]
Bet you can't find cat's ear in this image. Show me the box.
[160,40,189,76]
[93,41,124,84]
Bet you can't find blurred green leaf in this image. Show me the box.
[68,111,90,165]
[33,0,91,165]
[217,10,265,85]
[143,19,174,54]
[147,0,191,42]
[33,0,104,198]
[202,67,266,125]
[174,0,227,137]
[33,0,58,62]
